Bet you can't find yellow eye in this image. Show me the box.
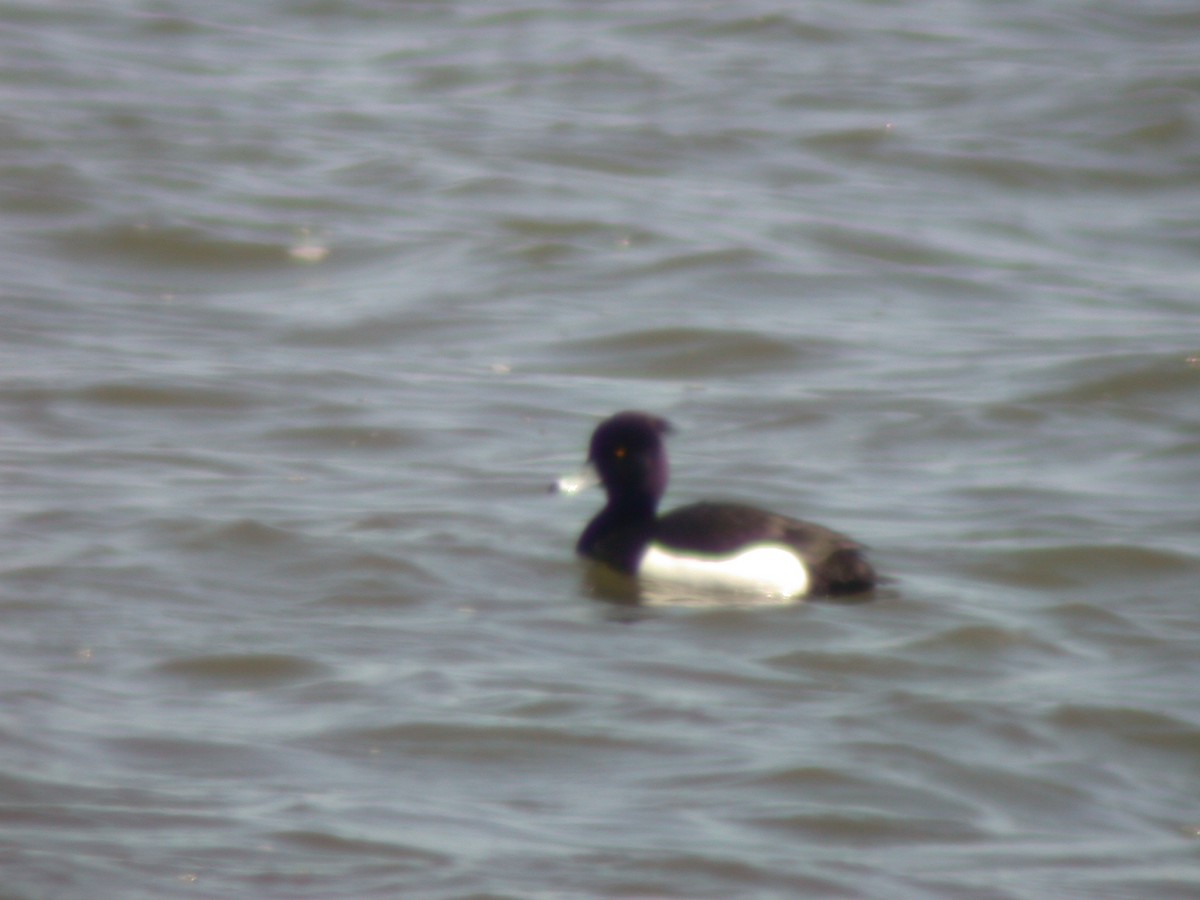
[614,446,627,459]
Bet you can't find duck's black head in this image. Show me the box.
[587,411,672,508]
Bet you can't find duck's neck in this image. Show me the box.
[588,489,657,540]
[577,491,658,565]
[605,489,658,523]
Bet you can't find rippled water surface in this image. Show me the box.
[3,1,1200,897]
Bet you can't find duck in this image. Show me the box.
[564,411,875,601]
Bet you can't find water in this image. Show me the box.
[3,1,1200,897]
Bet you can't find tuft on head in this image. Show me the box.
[587,411,671,461]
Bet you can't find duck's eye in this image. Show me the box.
[614,446,627,459]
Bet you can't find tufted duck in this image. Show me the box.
[566,411,876,601]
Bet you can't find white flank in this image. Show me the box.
[639,543,809,606]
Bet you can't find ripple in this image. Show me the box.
[56,222,302,271]
[76,381,259,411]
[153,653,330,689]
[901,622,1067,660]
[551,326,811,378]
[807,222,975,267]
[104,735,279,778]
[844,740,1097,833]
[765,647,944,683]
[1024,352,1200,410]
[271,829,451,869]
[325,721,671,765]
[634,245,768,274]
[173,519,306,554]
[1049,704,1200,757]
[309,561,434,608]
[970,543,1198,590]
[265,424,423,452]
[280,315,427,349]
[736,763,981,830]
[749,809,985,846]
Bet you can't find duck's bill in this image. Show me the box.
[553,464,600,496]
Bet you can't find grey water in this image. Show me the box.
[3,1,1200,897]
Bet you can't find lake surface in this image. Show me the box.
[3,1,1200,897]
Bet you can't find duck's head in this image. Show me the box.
[586,411,672,506]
